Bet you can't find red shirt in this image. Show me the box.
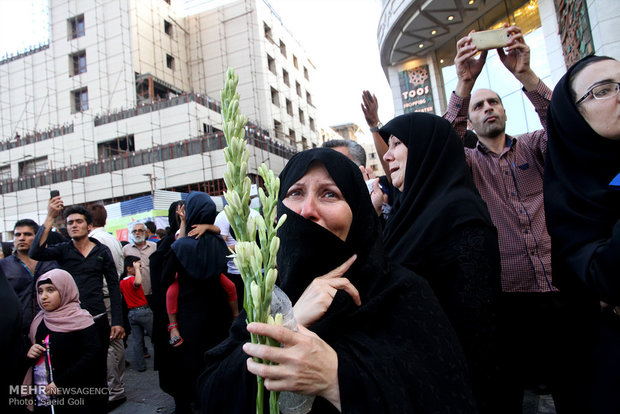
[120,276,148,308]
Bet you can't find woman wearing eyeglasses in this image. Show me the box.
[544,55,620,414]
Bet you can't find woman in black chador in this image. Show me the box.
[544,54,620,414]
[199,148,476,413]
[379,113,502,413]
[162,192,232,411]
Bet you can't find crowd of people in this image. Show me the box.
[1,25,619,414]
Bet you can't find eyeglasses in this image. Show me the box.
[575,81,620,105]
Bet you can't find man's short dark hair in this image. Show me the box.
[88,204,108,227]
[64,205,93,225]
[145,221,157,233]
[14,219,39,233]
[322,139,367,166]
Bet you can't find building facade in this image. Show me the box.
[0,0,320,239]
[377,0,620,136]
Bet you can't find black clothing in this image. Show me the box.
[171,192,228,281]
[33,322,106,413]
[545,54,620,414]
[150,201,183,399]
[545,56,620,303]
[379,113,495,265]
[29,228,123,326]
[1,254,58,334]
[379,113,502,413]
[1,266,24,414]
[164,192,232,408]
[200,148,476,413]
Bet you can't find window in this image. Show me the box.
[306,91,312,106]
[296,81,302,97]
[299,108,305,125]
[68,14,85,39]
[166,54,175,70]
[98,135,135,159]
[19,156,48,176]
[279,40,287,57]
[274,120,284,138]
[282,69,289,86]
[71,87,88,112]
[293,54,298,69]
[271,87,279,106]
[264,23,273,42]
[304,66,309,80]
[0,165,11,180]
[164,20,172,36]
[267,54,276,75]
[302,136,308,150]
[309,117,315,131]
[288,128,296,143]
[286,98,293,116]
[69,50,86,76]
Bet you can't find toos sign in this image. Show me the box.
[399,65,434,114]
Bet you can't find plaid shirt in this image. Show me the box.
[443,81,557,293]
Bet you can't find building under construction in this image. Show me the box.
[0,0,320,239]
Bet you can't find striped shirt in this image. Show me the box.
[443,81,557,293]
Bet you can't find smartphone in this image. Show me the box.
[50,190,60,199]
[470,28,511,51]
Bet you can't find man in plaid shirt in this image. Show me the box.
[443,26,573,412]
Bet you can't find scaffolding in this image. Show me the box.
[0,0,316,238]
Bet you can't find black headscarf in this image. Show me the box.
[199,148,476,413]
[171,192,228,280]
[545,55,620,302]
[379,112,493,268]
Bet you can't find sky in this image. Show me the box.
[266,0,395,131]
[0,0,395,135]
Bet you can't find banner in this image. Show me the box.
[398,65,434,114]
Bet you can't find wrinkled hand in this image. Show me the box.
[27,344,45,359]
[455,31,488,87]
[243,323,340,408]
[110,325,125,340]
[47,196,64,220]
[293,255,359,328]
[361,90,380,127]
[188,223,220,239]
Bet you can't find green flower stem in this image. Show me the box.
[221,67,285,414]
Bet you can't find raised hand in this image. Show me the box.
[455,31,488,94]
[497,25,538,90]
[361,90,380,128]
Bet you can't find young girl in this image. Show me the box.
[25,269,105,413]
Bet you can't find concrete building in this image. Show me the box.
[377,0,620,135]
[0,0,320,239]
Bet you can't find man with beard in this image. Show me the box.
[122,222,156,304]
[442,26,571,412]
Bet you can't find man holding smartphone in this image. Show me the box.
[29,195,125,401]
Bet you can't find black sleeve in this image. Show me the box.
[101,247,123,326]
[29,226,64,262]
